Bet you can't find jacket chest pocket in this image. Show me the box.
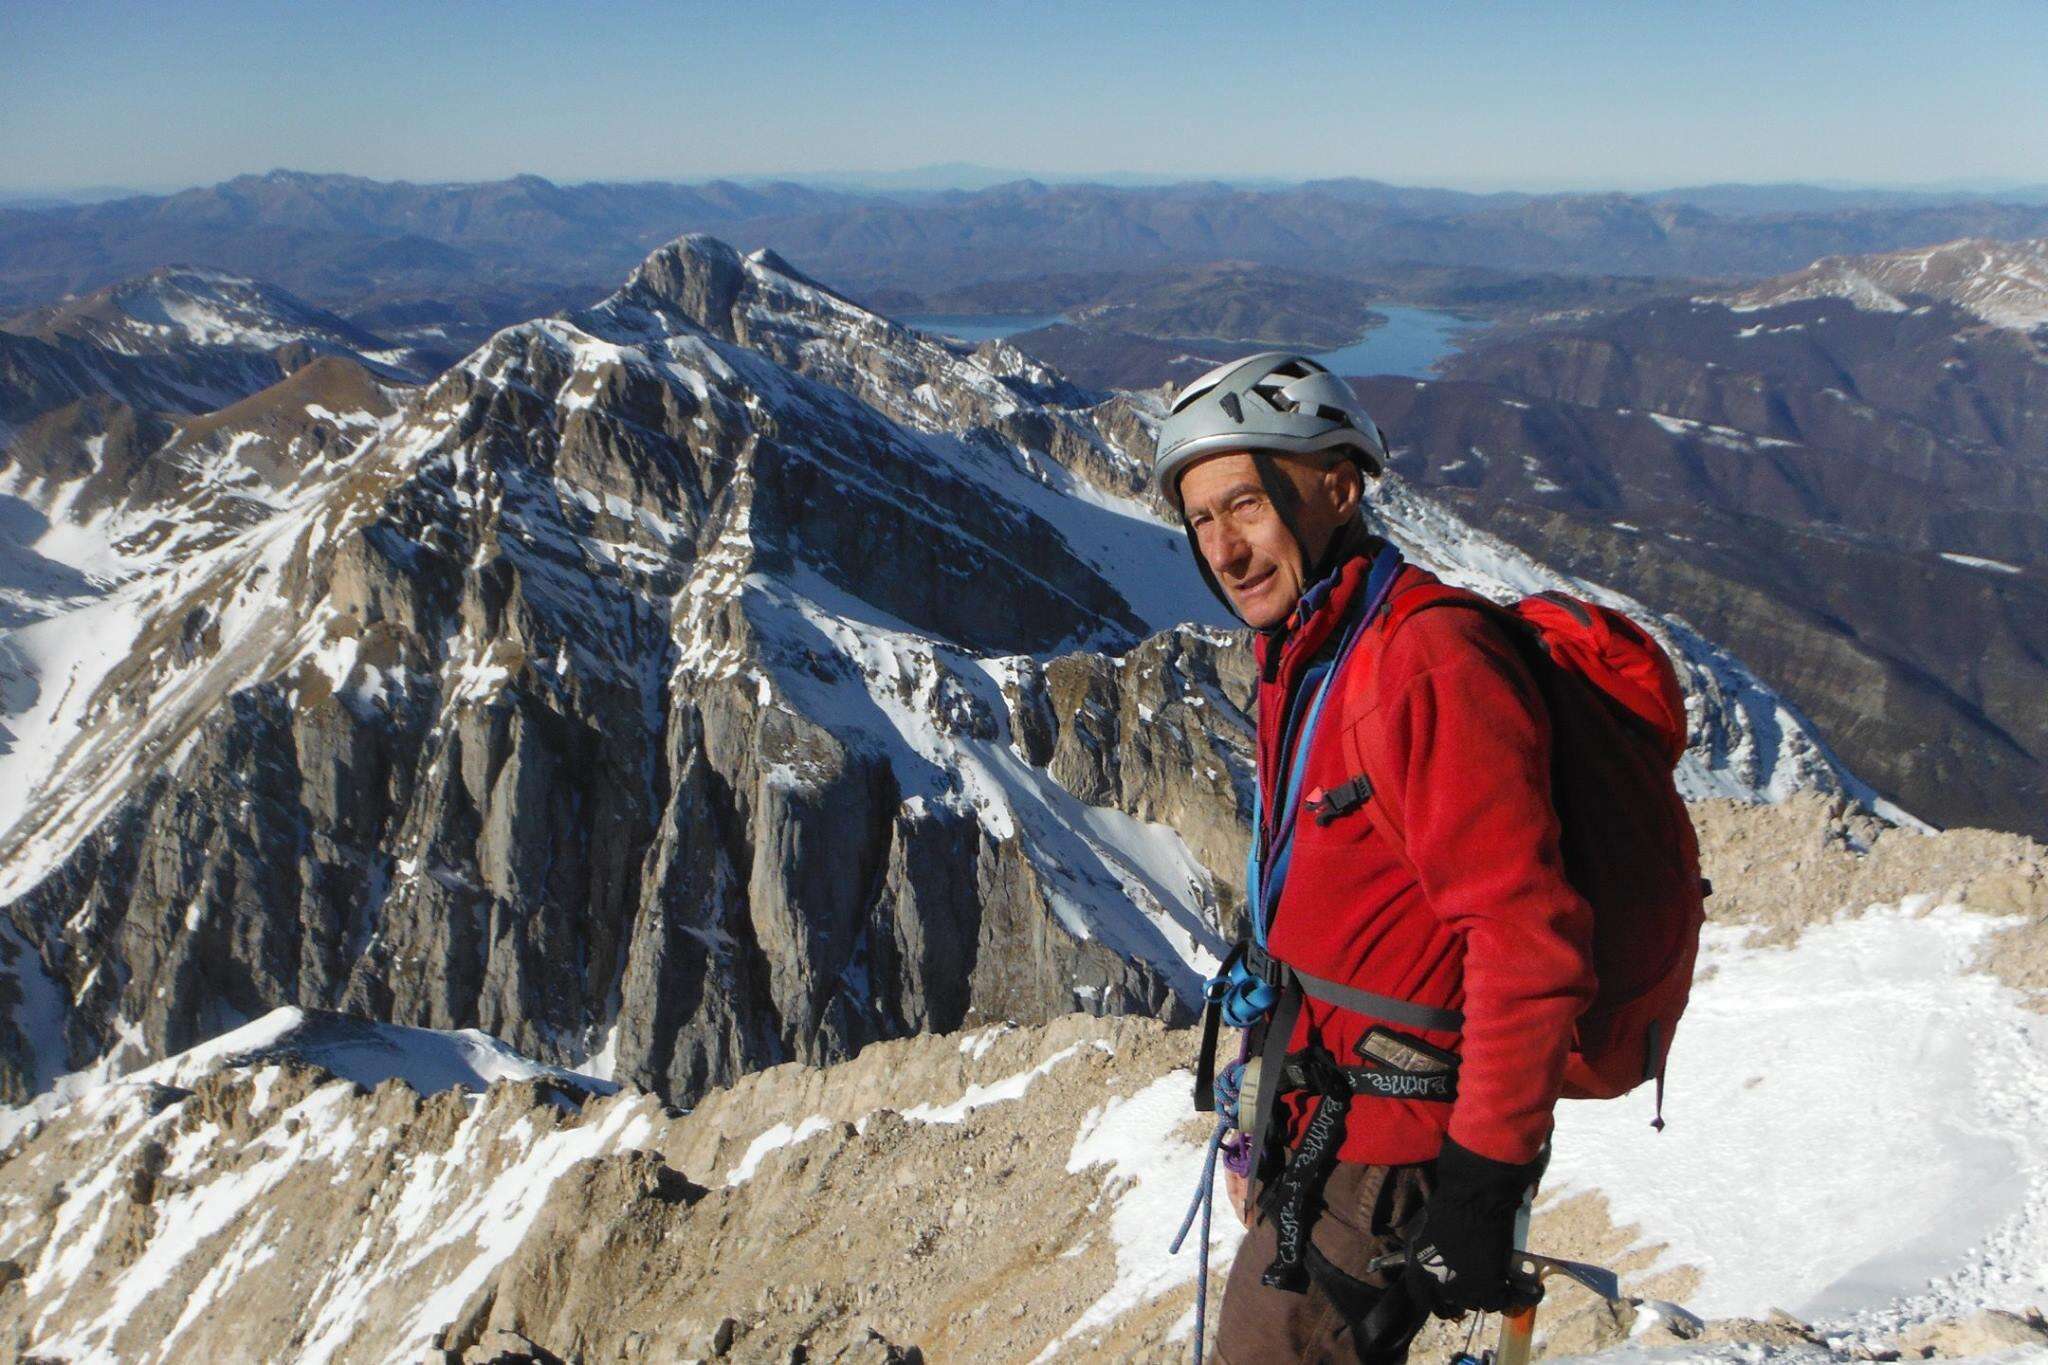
[1279,726,1395,891]
[1279,763,1407,930]
[1290,759,1382,869]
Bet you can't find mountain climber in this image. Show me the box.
[1156,353,1600,1364]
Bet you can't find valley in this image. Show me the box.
[2,165,2044,1363]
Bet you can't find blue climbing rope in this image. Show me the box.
[1170,1117,1230,1364]
[1169,1060,1248,1364]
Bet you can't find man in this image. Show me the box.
[1155,353,1598,1364]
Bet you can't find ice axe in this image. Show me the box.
[1497,1251,1628,1365]
[1365,1248,1650,1365]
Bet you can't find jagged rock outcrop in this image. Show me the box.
[1,235,1871,1117]
[0,238,1252,1110]
[5,797,2044,1365]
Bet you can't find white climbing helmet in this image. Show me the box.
[1153,352,1389,511]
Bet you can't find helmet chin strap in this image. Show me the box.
[1181,453,1365,632]
[1253,452,1364,624]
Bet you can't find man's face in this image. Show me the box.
[1178,451,1363,630]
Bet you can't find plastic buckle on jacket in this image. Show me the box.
[1304,774,1373,826]
[1243,939,1287,988]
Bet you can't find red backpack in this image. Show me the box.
[1378,584,1707,1110]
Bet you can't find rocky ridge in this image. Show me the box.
[0,233,1869,1123]
[1717,237,2048,333]
[2,796,2043,1364]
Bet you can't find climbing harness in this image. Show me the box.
[1171,543,1422,1365]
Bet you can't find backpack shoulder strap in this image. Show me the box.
[1376,580,1521,642]
[1348,582,1534,851]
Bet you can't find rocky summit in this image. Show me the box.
[3,796,2043,1364]
[2,233,1868,1129]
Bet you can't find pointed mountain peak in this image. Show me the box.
[620,235,866,342]
[623,233,751,338]
[745,246,799,279]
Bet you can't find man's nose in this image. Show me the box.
[1204,520,1251,577]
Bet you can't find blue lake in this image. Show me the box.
[898,313,1064,343]
[896,305,1476,377]
[1309,306,1474,379]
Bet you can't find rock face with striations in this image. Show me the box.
[0,235,1867,1112]
[0,236,1249,1107]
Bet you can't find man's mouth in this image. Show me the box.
[1231,565,1276,599]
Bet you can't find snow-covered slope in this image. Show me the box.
[4,266,430,381]
[0,234,1878,1118]
[1551,900,2048,1324]
[1717,237,2048,333]
[0,357,409,630]
[3,800,2042,1364]
[0,1003,617,1149]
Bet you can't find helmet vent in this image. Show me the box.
[1253,378,1299,413]
[1219,392,1244,422]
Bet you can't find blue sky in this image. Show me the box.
[2,0,2043,193]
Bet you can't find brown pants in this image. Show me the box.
[1213,1162,1434,1365]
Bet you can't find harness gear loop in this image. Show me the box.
[1258,1045,1354,1291]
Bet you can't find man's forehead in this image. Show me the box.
[1181,449,1338,503]
[1178,451,1261,501]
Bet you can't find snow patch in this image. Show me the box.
[1548,901,2048,1326]
[1042,1071,1243,1359]
[726,1116,835,1185]
[1941,553,2023,575]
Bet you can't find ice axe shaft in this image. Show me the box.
[1363,1249,1631,1311]
[1497,1179,1538,1365]
[1496,1303,1537,1365]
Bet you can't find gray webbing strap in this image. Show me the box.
[1244,978,1303,1208]
[1290,967,1464,1035]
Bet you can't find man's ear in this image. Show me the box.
[1325,458,1364,519]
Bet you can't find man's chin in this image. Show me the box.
[1230,592,1293,631]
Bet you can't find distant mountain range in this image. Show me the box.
[0,235,1862,1108]
[1378,239,2048,837]
[9,169,2048,325]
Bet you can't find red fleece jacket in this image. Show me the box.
[1256,549,1596,1167]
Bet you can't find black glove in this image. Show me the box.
[1403,1137,1543,1318]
